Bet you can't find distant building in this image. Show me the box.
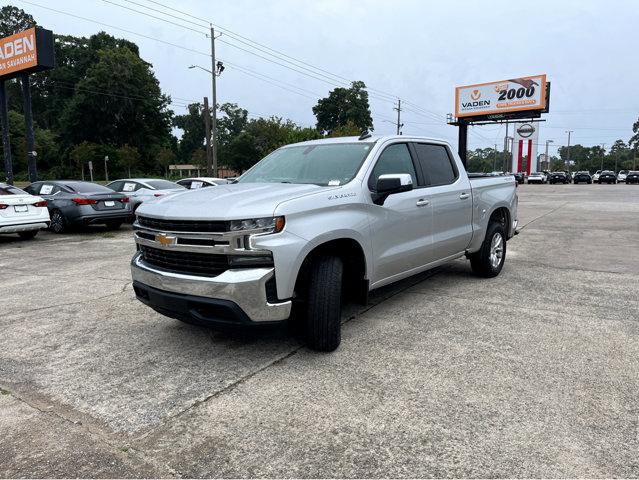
[169,164,239,179]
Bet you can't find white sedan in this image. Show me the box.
[176,177,230,189]
[527,172,546,184]
[0,183,50,240]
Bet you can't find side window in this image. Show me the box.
[413,143,457,186]
[108,181,124,192]
[368,144,417,190]
[24,183,41,195]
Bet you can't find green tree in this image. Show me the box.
[69,142,98,180]
[327,119,361,138]
[191,148,207,172]
[312,81,373,135]
[173,103,206,163]
[0,5,35,37]
[60,46,172,167]
[156,148,176,178]
[117,144,140,177]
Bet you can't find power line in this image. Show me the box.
[100,0,208,36]
[16,0,210,57]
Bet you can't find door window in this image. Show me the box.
[368,143,417,190]
[413,143,457,186]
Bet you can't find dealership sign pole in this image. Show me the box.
[0,27,55,184]
[449,75,550,169]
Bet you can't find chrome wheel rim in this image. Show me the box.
[52,213,63,232]
[489,232,504,269]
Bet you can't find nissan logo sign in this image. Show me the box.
[517,123,535,138]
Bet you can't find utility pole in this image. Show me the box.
[394,99,403,135]
[493,143,498,171]
[104,155,109,182]
[0,80,13,185]
[210,25,218,177]
[503,122,510,172]
[600,143,605,171]
[203,96,213,174]
[565,130,573,173]
[21,73,37,183]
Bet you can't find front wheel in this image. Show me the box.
[18,230,38,240]
[304,255,343,352]
[469,222,507,278]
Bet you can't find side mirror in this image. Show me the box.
[373,173,413,205]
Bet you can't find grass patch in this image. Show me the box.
[0,387,11,395]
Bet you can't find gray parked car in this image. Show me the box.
[24,180,132,233]
[106,178,185,216]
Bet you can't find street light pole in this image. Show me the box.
[565,130,573,173]
[545,139,553,171]
[600,143,605,171]
[104,155,109,182]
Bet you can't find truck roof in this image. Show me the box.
[284,135,452,148]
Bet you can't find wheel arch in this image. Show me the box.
[292,236,369,304]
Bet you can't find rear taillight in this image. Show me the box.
[0,203,8,210]
[120,196,130,203]
[72,198,97,205]
[34,200,48,207]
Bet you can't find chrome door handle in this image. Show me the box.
[459,193,470,200]
[416,199,430,207]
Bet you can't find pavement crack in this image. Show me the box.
[517,201,569,231]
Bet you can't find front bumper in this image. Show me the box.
[131,253,292,325]
[0,221,49,234]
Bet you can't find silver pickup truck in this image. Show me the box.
[131,135,518,351]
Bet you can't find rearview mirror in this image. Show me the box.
[373,173,413,205]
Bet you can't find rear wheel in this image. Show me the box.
[50,210,66,234]
[18,230,38,240]
[469,222,507,278]
[304,255,343,352]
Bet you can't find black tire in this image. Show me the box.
[18,230,38,240]
[304,255,343,352]
[50,210,67,234]
[469,222,507,278]
[105,221,122,231]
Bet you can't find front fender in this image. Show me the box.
[252,209,372,299]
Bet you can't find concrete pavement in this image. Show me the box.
[1,184,637,477]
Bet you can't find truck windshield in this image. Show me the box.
[237,143,374,186]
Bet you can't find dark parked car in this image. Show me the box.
[626,171,639,184]
[24,181,132,233]
[513,172,526,184]
[572,171,592,184]
[548,171,569,184]
[598,171,617,184]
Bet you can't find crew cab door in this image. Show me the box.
[411,142,473,259]
[367,142,434,284]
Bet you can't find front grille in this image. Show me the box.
[140,245,229,276]
[137,216,228,233]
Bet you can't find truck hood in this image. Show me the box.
[136,182,333,220]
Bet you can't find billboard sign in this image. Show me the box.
[0,27,54,80]
[455,74,547,118]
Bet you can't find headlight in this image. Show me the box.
[229,216,285,234]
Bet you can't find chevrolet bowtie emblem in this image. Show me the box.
[155,233,177,246]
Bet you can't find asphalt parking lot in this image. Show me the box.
[1,184,638,478]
